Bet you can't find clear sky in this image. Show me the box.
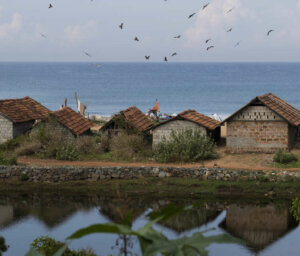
[1,0,300,62]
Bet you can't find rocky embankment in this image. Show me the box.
[0,165,299,183]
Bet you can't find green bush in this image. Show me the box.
[273,149,298,164]
[0,135,25,152]
[0,153,17,165]
[56,145,79,161]
[0,237,8,256]
[31,236,97,256]
[154,129,217,163]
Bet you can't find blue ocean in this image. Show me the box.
[1,62,300,119]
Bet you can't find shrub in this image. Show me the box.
[15,141,42,156]
[56,145,79,161]
[100,134,110,152]
[0,237,8,256]
[75,136,101,155]
[31,236,97,256]
[0,135,25,152]
[154,129,217,163]
[110,132,152,161]
[273,149,298,164]
[0,153,17,165]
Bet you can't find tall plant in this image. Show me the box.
[26,204,243,256]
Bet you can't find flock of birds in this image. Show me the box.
[44,2,275,62]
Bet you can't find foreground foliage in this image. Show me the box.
[291,197,300,222]
[26,204,242,256]
[30,236,96,256]
[0,237,8,256]
[154,129,217,163]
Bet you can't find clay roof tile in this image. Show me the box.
[52,107,94,135]
[0,96,50,123]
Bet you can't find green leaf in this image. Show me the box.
[144,232,244,256]
[68,223,138,240]
[52,244,68,256]
[147,204,193,222]
[25,247,44,256]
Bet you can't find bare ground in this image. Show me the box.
[17,147,300,171]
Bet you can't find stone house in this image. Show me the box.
[222,93,300,153]
[100,106,153,137]
[46,107,94,140]
[219,205,298,253]
[152,110,221,147]
[0,96,50,143]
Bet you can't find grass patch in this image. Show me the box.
[1,178,300,199]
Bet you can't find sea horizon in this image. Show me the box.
[1,62,300,119]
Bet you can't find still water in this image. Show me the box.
[0,193,299,256]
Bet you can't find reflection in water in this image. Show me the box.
[220,205,298,253]
[0,193,298,256]
[159,208,222,234]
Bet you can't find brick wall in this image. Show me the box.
[0,115,13,143]
[226,121,289,152]
[152,120,206,147]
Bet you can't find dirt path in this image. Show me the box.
[17,153,300,171]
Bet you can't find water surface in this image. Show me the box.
[1,62,300,118]
[0,192,299,255]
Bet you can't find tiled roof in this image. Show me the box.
[0,96,50,123]
[120,106,153,132]
[258,93,300,126]
[178,110,221,130]
[52,107,94,135]
[222,93,300,126]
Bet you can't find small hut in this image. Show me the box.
[100,106,153,137]
[45,107,94,140]
[219,205,298,253]
[151,109,220,147]
[0,97,50,143]
[221,93,300,153]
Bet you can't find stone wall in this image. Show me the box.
[0,165,299,183]
[0,115,13,144]
[226,121,289,153]
[153,120,206,147]
[44,118,75,141]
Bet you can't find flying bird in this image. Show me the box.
[234,41,241,47]
[267,29,274,36]
[188,13,196,19]
[174,35,181,39]
[164,57,168,62]
[202,3,209,10]
[171,52,177,56]
[119,23,124,29]
[83,51,91,57]
[207,46,214,51]
[48,3,53,8]
[227,28,233,32]
[145,56,150,60]
[226,7,234,14]
[40,33,47,39]
[134,36,139,41]
[205,39,212,44]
